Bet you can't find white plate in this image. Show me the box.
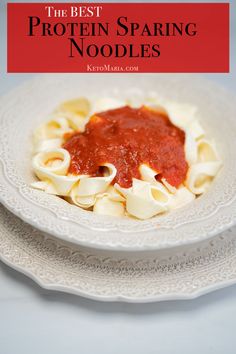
[1,203,236,302]
[0,74,236,251]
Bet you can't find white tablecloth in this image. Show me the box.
[0,1,236,353]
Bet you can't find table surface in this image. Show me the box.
[1,1,236,353]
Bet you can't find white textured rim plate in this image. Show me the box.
[1,204,236,303]
[0,74,236,250]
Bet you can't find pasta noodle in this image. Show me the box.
[93,196,125,216]
[33,138,63,154]
[76,163,117,197]
[168,185,195,210]
[32,148,81,196]
[185,161,221,195]
[185,139,221,195]
[33,117,72,142]
[115,178,170,219]
[31,95,222,220]
[93,97,125,113]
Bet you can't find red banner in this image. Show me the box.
[7,3,229,73]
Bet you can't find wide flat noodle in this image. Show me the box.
[155,100,205,141]
[34,98,91,151]
[188,120,205,140]
[93,196,125,216]
[115,178,170,219]
[184,130,198,166]
[139,164,177,194]
[185,161,222,195]
[168,185,195,210]
[33,138,63,154]
[69,183,125,211]
[138,164,196,211]
[32,148,81,196]
[58,97,90,117]
[93,97,125,113]
[68,192,96,209]
[162,101,197,130]
[76,163,117,197]
[33,117,72,143]
[197,139,219,162]
[30,180,58,195]
[185,138,222,194]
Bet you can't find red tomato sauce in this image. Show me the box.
[63,106,188,188]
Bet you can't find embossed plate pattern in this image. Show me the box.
[0,74,236,250]
[1,204,236,302]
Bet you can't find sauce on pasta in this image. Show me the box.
[63,106,188,188]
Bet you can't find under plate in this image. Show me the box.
[1,204,236,302]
